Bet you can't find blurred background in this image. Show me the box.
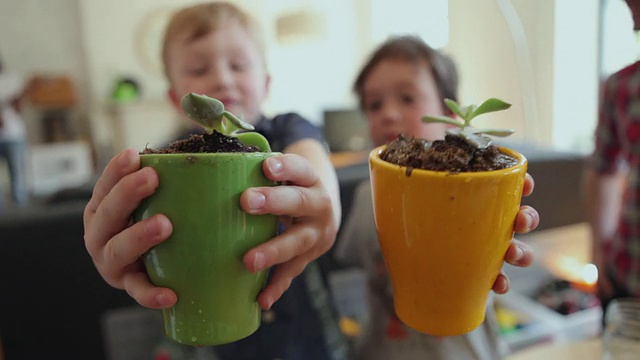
[0,0,638,359]
[0,0,636,200]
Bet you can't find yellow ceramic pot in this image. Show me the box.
[369,145,527,336]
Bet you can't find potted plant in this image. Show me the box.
[133,93,279,346]
[368,98,528,336]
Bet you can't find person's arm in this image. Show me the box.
[583,73,623,297]
[584,166,627,289]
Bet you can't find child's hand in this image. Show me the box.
[239,154,338,310]
[83,149,177,309]
[492,173,539,294]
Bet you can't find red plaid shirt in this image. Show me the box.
[591,60,640,297]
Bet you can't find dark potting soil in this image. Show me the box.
[140,131,260,154]
[381,134,518,174]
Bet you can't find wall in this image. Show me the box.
[78,0,363,123]
[446,0,556,145]
[0,0,91,142]
[0,0,613,160]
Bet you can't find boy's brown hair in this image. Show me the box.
[161,1,266,76]
[353,35,458,112]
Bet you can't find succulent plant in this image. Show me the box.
[421,97,514,148]
[181,93,271,151]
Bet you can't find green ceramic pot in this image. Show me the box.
[133,152,279,346]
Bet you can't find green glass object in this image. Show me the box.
[133,152,279,346]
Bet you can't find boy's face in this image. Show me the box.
[361,58,447,147]
[166,20,270,125]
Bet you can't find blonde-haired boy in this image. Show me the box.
[84,2,347,359]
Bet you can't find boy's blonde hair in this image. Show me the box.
[161,1,266,76]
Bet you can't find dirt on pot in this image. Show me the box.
[140,131,261,154]
[381,134,518,175]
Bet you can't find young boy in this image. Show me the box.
[0,55,28,208]
[83,2,347,359]
[335,36,539,359]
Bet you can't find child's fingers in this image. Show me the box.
[122,270,177,309]
[255,255,311,310]
[503,239,535,267]
[240,185,332,217]
[513,205,539,234]
[85,167,160,254]
[522,173,535,197]
[243,224,325,273]
[492,271,510,294]
[96,214,172,286]
[84,149,140,223]
[262,154,319,187]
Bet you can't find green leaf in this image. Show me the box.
[181,93,255,135]
[460,104,477,124]
[180,93,270,151]
[422,115,464,128]
[473,128,515,137]
[235,131,272,152]
[468,98,511,122]
[444,99,464,119]
[181,93,225,134]
[222,111,255,132]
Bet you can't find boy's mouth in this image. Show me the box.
[217,97,239,107]
[385,134,400,142]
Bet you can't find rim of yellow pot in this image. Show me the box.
[369,144,527,177]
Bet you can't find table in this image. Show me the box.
[329,150,368,168]
[506,337,601,360]
[519,222,594,287]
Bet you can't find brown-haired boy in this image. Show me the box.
[336,35,539,359]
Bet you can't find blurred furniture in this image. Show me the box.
[101,306,164,360]
[323,109,371,152]
[506,337,601,360]
[25,75,78,143]
[488,221,601,351]
[105,100,179,153]
[0,199,136,359]
[329,150,367,169]
[28,140,94,197]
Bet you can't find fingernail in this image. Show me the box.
[155,293,171,307]
[137,169,151,186]
[524,212,534,230]
[253,252,266,271]
[248,190,266,210]
[267,158,283,174]
[144,221,162,238]
[264,295,274,310]
[515,245,524,259]
[119,149,135,166]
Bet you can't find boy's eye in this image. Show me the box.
[400,95,415,105]
[231,60,250,72]
[365,101,382,113]
[186,66,208,76]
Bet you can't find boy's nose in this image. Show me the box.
[380,104,401,124]
[209,64,233,90]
